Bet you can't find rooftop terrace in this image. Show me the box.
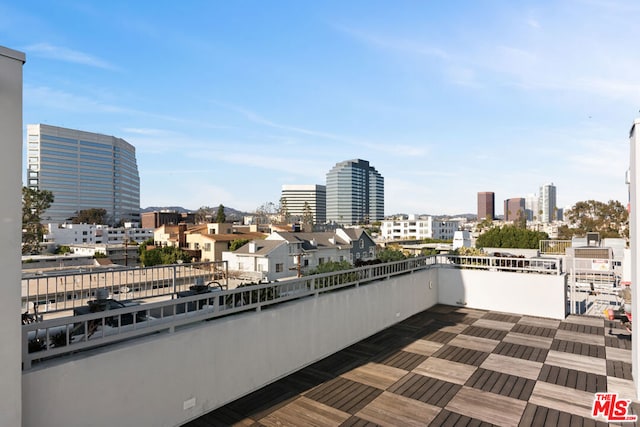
[186,305,633,427]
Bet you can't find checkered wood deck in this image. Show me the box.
[183,305,634,427]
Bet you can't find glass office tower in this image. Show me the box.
[26,124,140,224]
[326,159,384,225]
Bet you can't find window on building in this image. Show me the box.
[359,240,365,249]
[318,258,324,265]
[204,243,211,251]
[238,262,244,270]
[276,263,283,273]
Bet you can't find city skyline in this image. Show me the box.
[3,1,634,214]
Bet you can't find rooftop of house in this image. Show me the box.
[271,231,351,250]
[185,304,634,426]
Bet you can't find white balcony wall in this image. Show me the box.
[22,269,439,427]
[437,268,566,319]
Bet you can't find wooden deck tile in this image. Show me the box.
[483,312,522,324]
[518,316,561,330]
[305,377,382,414]
[518,403,608,427]
[356,391,440,427]
[605,333,632,350]
[554,329,605,346]
[550,339,606,358]
[563,315,604,328]
[503,332,553,349]
[537,364,607,393]
[493,342,548,363]
[413,357,477,385]
[559,321,604,336]
[452,307,487,318]
[340,415,382,427]
[419,329,457,344]
[607,376,636,398]
[462,326,509,341]
[445,386,527,427]
[259,396,351,427]
[511,323,557,338]
[340,362,408,390]
[480,353,542,380]
[606,360,633,380]
[388,372,462,407]
[545,350,607,375]
[402,339,443,356]
[528,381,598,418]
[472,318,516,331]
[375,350,427,371]
[466,368,536,400]
[448,334,500,353]
[433,345,489,366]
[605,346,632,363]
[429,409,496,427]
[439,322,469,334]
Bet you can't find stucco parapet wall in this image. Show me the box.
[0,46,25,63]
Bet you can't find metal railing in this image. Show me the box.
[439,254,563,275]
[21,254,560,369]
[21,261,228,316]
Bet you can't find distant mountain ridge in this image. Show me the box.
[141,206,248,218]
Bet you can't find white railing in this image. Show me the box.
[21,261,228,316]
[21,254,561,369]
[440,254,563,275]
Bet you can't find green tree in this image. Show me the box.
[55,245,72,255]
[215,204,226,223]
[140,245,191,267]
[307,260,352,275]
[70,208,107,224]
[22,187,54,254]
[563,200,628,239]
[279,197,291,223]
[229,238,250,251]
[302,202,314,229]
[376,247,408,262]
[476,225,548,249]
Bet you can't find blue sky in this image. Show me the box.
[3,1,636,215]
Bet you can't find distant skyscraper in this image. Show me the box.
[281,184,326,224]
[504,198,525,222]
[26,124,140,224]
[539,183,557,223]
[525,193,538,221]
[477,192,495,220]
[326,159,384,225]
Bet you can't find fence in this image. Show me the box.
[22,254,561,369]
[21,261,228,317]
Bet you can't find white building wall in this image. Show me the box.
[22,269,439,427]
[0,45,24,427]
[381,217,460,240]
[629,118,640,398]
[437,268,566,319]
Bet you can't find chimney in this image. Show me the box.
[249,241,257,253]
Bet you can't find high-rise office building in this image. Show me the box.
[477,191,495,220]
[326,159,384,225]
[539,183,557,223]
[525,193,538,221]
[26,124,140,224]
[504,198,525,222]
[280,184,326,224]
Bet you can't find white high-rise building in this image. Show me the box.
[525,193,538,221]
[280,184,326,224]
[326,159,384,225]
[26,124,140,225]
[538,183,557,223]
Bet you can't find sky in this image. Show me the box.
[2,1,637,215]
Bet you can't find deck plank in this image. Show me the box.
[413,357,477,385]
[481,353,542,380]
[545,350,607,375]
[445,386,526,427]
[340,362,408,390]
[259,396,351,427]
[356,391,440,427]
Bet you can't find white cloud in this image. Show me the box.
[26,42,117,70]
